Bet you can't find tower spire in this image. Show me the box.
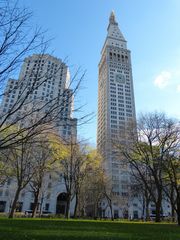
[109,10,117,25]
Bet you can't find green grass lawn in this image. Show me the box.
[0,218,180,240]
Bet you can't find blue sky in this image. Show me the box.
[20,0,180,145]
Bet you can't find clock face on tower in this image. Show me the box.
[115,74,125,84]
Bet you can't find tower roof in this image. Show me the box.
[107,11,126,41]
[101,11,127,53]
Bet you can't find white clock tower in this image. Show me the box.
[97,11,136,217]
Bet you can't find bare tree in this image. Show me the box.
[118,112,180,222]
[0,0,49,150]
[129,177,151,220]
[29,137,53,217]
[29,133,68,218]
[0,0,47,88]
[57,137,85,219]
[163,154,180,225]
[76,151,105,219]
[0,0,86,154]
[72,145,88,218]
[83,167,104,219]
[101,176,114,221]
[100,174,130,221]
[4,135,38,218]
[73,147,102,218]
[57,136,77,218]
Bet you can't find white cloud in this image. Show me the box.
[154,71,172,89]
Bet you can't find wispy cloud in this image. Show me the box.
[154,71,172,89]
[177,84,180,93]
[153,68,180,91]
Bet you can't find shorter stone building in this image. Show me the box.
[0,54,77,216]
[0,173,75,216]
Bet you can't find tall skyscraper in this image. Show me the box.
[0,54,77,140]
[97,11,136,213]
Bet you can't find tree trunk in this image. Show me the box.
[142,196,145,220]
[73,193,78,218]
[106,197,114,221]
[171,206,175,222]
[145,197,150,221]
[144,189,150,221]
[170,186,175,222]
[177,209,180,226]
[145,202,150,221]
[93,200,98,219]
[32,190,40,218]
[109,204,114,221]
[155,198,162,222]
[39,195,44,217]
[177,196,180,226]
[80,205,85,218]
[9,187,21,218]
[65,194,71,219]
[154,187,162,223]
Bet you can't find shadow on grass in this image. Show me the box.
[0,218,179,240]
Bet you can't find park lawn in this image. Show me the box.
[0,218,179,240]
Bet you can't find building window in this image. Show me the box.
[45,203,49,211]
[0,201,6,212]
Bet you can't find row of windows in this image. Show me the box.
[110,65,130,70]
[110,93,131,98]
[110,115,131,120]
[111,105,132,110]
[111,125,125,129]
[110,87,130,91]
[28,59,59,68]
[110,98,131,103]
[109,52,128,58]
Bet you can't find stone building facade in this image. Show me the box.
[0,54,77,215]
